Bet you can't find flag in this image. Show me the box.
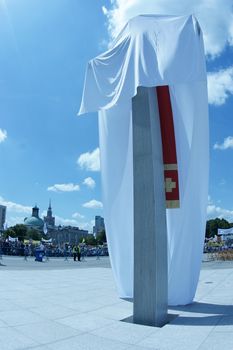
[156,85,180,209]
[43,222,48,235]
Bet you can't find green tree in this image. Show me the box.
[4,224,28,241]
[205,218,233,238]
[79,235,97,246]
[13,224,28,241]
[3,228,16,239]
[26,228,42,241]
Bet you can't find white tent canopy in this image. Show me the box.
[79,14,209,306]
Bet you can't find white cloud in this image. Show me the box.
[104,0,233,57]
[6,216,27,227]
[77,148,100,172]
[0,196,31,214]
[0,129,7,143]
[0,197,93,232]
[207,204,233,222]
[83,177,96,189]
[213,136,233,150]
[207,197,233,222]
[82,199,103,209]
[55,215,80,227]
[208,67,233,105]
[72,212,85,219]
[55,215,93,232]
[41,210,47,217]
[47,183,80,192]
[102,5,108,15]
[79,222,94,232]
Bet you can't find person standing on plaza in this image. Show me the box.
[72,245,77,261]
[24,244,29,261]
[44,245,50,261]
[77,244,81,262]
[96,245,101,260]
[64,243,69,261]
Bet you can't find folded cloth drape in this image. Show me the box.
[79,14,209,305]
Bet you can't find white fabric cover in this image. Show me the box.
[79,15,209,305]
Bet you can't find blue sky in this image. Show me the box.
[0,0,233,231]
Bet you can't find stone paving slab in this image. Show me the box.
[0,256,233,350]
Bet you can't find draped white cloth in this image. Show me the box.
[79,15,209,305]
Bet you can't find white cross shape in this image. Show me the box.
[165,177,176,193]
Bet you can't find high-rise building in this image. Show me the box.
[93,215,105,236]
[44,200,55,228]
[0,205,6,230]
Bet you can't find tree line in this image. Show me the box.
[2,224,46,241]
[206,218,233,238]
[2,224,107,245]
[3,220,232,242]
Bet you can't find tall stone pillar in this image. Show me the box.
[133,87,168,327]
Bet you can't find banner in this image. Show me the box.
[8,236,18,242]
[41,238,52,243]
[218,228,233,235]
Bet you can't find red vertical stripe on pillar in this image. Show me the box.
[156,86,180,208]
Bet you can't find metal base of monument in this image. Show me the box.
[132,87,168,328]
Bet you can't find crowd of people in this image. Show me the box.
[0,239,108,260]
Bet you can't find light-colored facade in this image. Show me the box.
[48,226,89,245]
[0,205,6,230]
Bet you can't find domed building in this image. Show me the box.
[24,205,44,231]
[23,202,89,244]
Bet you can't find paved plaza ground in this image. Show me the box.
[0,255,233,350]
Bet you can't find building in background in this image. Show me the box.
[0,205,6,230]
[24,205,44,231]
[44,200,55,228]
[48,226,89,245]
[93,215,105,236]
[6,201,90,245]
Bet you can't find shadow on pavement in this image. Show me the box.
[169,302,233,326]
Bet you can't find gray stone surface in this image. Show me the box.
[133,87,168,327]
[0,256,233,349]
